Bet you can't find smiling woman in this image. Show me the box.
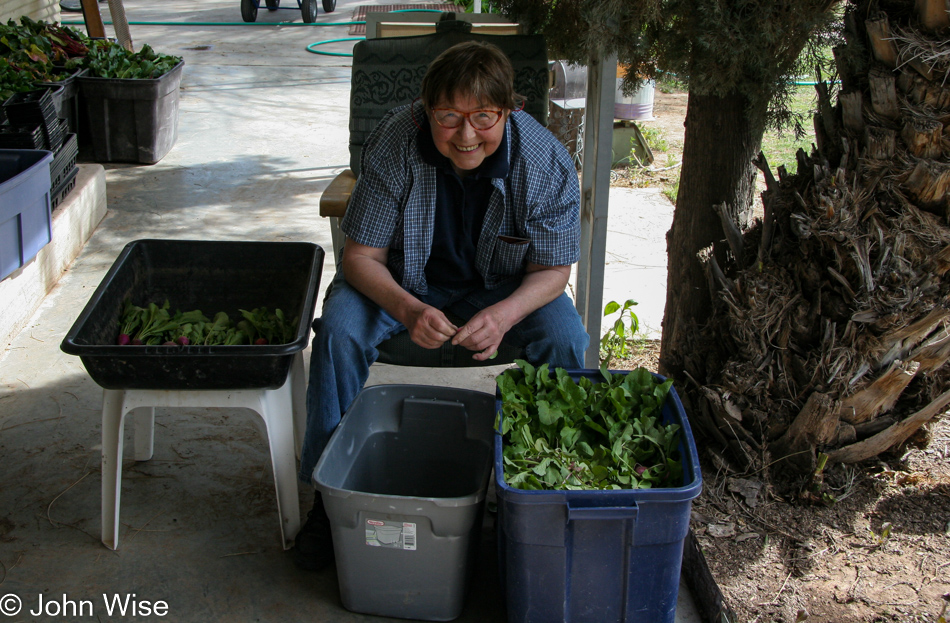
[427,94,508,176]
[295,38,590,572]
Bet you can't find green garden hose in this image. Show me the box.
[306,37,363,56]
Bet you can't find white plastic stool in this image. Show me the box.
[99,351,307,551]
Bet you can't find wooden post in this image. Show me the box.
[576,52,617,368]
[80,0,106,39]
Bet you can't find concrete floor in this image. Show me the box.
[0,1,701,620]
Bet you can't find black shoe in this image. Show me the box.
[293,494,335,571]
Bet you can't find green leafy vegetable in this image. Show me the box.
[0,17,89,101]
[115,299,297,347]
[82,41,181,79]
[496,360,683,491]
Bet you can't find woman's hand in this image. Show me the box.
[403,303,459,349]
[342,239,457,350]
[451,305,511,361]
[451,263,572,361]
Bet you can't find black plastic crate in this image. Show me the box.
[50,133,78,189]
[50,165,77,210]
[61,239,326,390]
[36,68,86,135]
[0,124,46,149]
[3,88,56,121]
[2,88,63,151]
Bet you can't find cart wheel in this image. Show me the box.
[241,0,258,22]
[266,0,279,9]
[301,0,317,23]
[322,0,335,13]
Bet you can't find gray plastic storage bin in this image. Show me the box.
[313,384,495,622]
[0,149,53,280]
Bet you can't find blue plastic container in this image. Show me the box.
[0,149,54,280]
[494,369,702,623]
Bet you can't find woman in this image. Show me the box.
[295,40,588,571]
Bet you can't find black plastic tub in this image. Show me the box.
[78,60,184,164]
[61,239,325,390]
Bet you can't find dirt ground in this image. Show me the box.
[610,92,950,623]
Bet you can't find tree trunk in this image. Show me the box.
[660,91,763,379]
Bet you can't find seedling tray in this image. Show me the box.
[61,239,325,390]
[50,133,78,190]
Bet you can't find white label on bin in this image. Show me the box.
[365,519,416,550]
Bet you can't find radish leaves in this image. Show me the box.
[497,360,683,490]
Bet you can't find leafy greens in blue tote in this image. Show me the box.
[496,360,683,491]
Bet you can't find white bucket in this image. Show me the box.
[614,79,655,121]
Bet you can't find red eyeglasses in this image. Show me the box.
[430,107,506,130]
[411,98,525,130]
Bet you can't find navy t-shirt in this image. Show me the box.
[417,122,509,288]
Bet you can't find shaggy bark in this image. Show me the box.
[687,0,950,479]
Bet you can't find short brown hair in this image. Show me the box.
[420,41,521,110]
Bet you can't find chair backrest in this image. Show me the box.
[348,15,549,176]
[364,11,524,39]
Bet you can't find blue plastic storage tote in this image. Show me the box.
[494,369,702,623]
[0,149,54,280]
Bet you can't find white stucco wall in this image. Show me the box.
[1,0,59,24]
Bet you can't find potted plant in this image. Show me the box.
[0,18,89,130]
[73,41,184,164]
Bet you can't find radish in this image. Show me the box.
[163,340,177,346]
[132,338,143,345]
[254,337,269,345]
[176,336,190,346]
[117,334,131,346]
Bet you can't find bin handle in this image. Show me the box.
[566,502,639,522]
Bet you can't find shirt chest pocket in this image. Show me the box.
[489,235,530,275]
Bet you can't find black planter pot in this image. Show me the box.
[77,61,184,164]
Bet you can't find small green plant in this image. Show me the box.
[869,521,892,546]
[600,299,640,365]
[638,125,668,153]
[451,0,503,13]
[662,178,679,204]
[655,71,686,94]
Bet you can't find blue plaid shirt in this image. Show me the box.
[342,101,580,294]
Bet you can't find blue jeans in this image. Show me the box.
[298,270,590,482]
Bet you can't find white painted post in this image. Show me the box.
[576,52,617,368]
